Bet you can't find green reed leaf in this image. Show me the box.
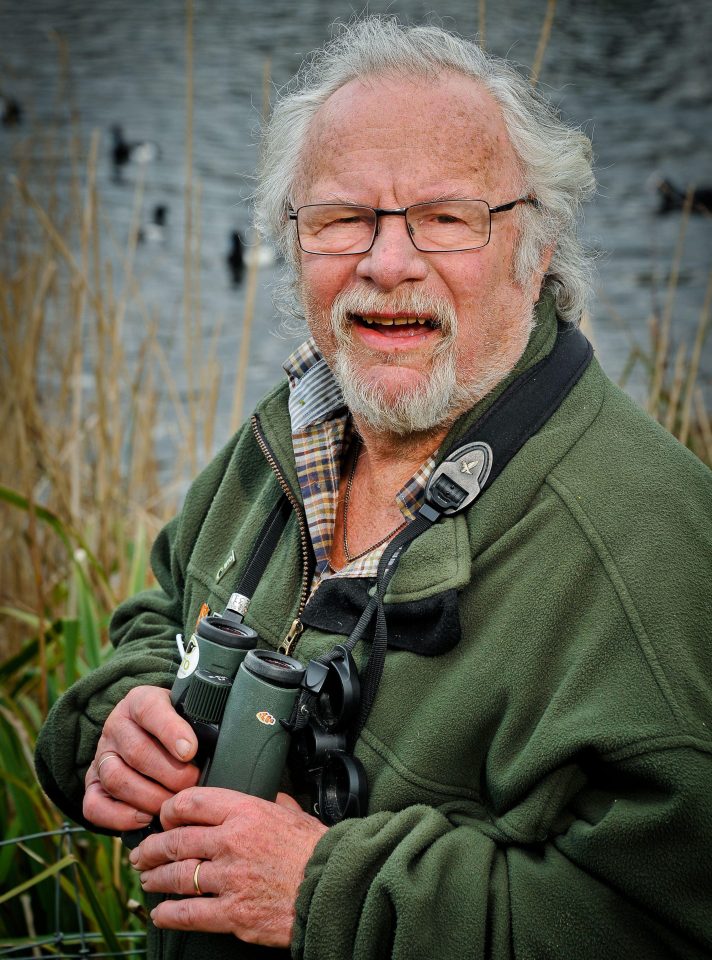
[0,852,75,905]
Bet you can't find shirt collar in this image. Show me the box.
[283,338,346,432]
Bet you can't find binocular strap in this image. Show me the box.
[352,323,593,742]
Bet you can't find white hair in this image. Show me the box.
[255,17,596,325]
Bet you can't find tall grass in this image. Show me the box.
[0,94,219,960]
[0,139,170,953]
[616,190,712,465]
[0,4,268,946]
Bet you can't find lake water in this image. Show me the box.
[1,0,710,470]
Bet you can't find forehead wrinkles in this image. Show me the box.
[295,73,521,199]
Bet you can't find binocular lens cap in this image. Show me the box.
[318,752,368,826]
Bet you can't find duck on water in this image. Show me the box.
[655,177,712,215]
[110,125,161,182]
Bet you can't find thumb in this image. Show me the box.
[126,686,198,761]
[274,791,303,812]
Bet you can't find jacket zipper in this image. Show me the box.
[251,413,311,656]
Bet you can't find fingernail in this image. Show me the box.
[135,811,153,824]
[176,738,192,759]
[129,850,139,865]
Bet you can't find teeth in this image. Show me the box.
[361,315,430,327]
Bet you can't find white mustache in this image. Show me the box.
[330,287,458,344]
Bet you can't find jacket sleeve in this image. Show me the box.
[34,433,241,829]
[34,516,185,830]
[292,740,712,960]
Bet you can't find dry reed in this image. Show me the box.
[531,0,557,85]
[637,188,712,461]
[0,121,221,659]
[230,56,272,433]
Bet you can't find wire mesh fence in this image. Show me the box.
[0,825,146,960]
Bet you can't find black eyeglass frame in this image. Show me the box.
[288,196,540,256]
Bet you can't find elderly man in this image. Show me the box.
[36,18,712,960]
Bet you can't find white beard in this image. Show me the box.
[317,287,534,436]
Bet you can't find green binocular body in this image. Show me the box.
[172,614,304,801]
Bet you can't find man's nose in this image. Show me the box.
[355,214,429,289]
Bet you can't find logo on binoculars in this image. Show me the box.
[256,710,277,726]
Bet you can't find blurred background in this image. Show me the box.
[0,3,710,952]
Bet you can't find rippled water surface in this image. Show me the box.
[2,0,710,462]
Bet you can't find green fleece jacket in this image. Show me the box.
[36,303,712,959]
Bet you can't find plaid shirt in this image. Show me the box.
[284,339,437,588]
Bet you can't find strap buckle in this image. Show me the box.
[425,441,493,515]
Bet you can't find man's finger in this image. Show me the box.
[139,857,211,897]
[158,786,261,831]
[149,896,233,936]
[125,686,198,761]
[97,723,200,796]
[131,823,223,869]
[82,781,155,832]
[94,751,174,814]
[149,895,286,947]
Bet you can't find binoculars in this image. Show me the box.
[121,603,303,850]
[172,607,303,800]
[173,601,367,824]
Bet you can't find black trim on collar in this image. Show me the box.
[301,577,461,657]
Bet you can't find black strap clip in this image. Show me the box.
[424,441,493,515]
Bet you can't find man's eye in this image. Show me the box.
[432,213,461,224]
[318,214,367,230]
[413,206,464,226]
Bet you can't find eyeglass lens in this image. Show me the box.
[296,200,492,254]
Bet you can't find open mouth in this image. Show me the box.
[350,313,441,330]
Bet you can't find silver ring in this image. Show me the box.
[97,753,120,774]
[193,860,204,896]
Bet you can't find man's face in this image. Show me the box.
[294,72,550,435]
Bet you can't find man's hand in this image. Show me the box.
[83,686,200,831]
[129,788,329,948]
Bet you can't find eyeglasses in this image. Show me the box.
[288,197,538,256]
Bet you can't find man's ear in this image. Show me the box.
[531,244,555,303]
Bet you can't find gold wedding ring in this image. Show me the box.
[193,860,204,896]
[97,753,120,774]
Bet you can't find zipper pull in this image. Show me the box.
[280,618,304,656]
